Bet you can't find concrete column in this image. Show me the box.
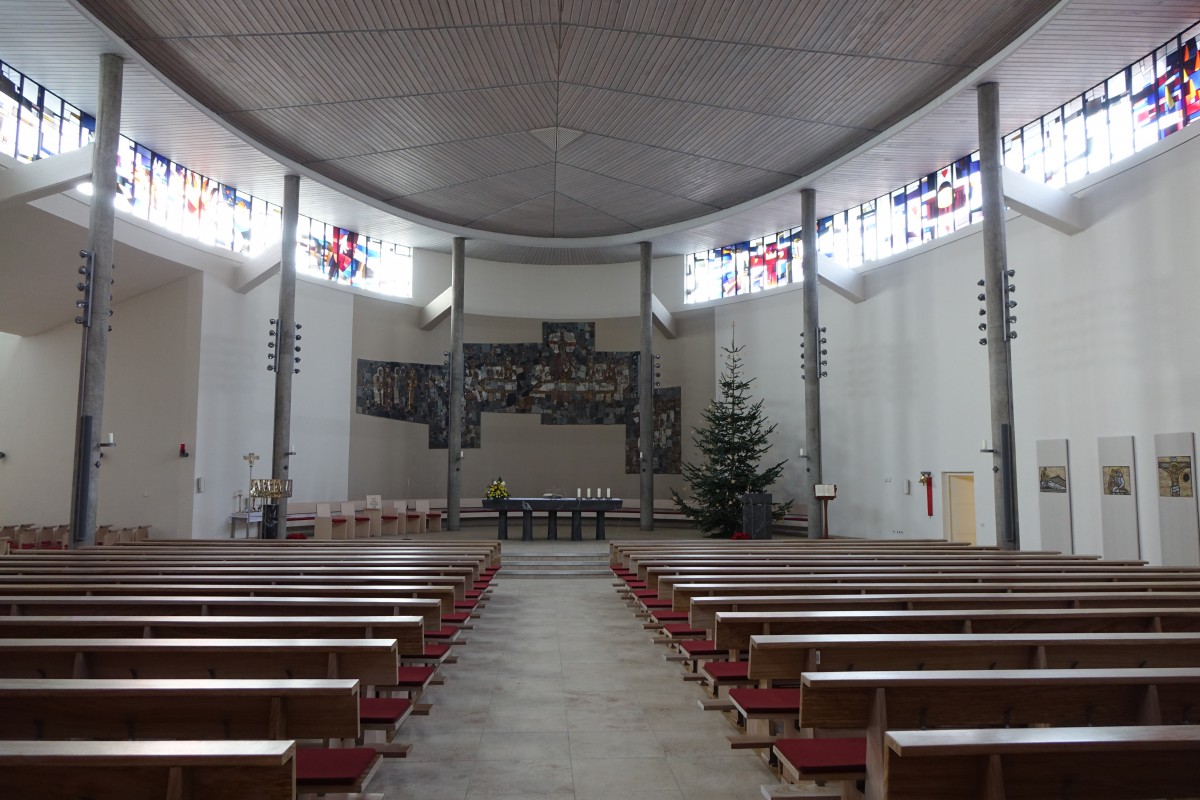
[268,174,300,535]
[801,188,823,540]
[639,242,654,531]
[446,237,466,531]
[69,53,123,547]
[978,82,1020,549]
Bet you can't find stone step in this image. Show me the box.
[498,569,613,578]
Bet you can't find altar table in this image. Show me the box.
[480,497,623,541]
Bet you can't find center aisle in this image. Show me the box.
[371,571,777,799]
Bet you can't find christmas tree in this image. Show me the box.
[672,338,792,537]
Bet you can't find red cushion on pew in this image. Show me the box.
[679,639,723,657]
[425,626,457,640]
[465,592,482,600]
[381,514,399,520]
[473,582,490,589]
[454,602,476,611]
[702,661,749,680]
[287,515,316,521]
[633,590,659,598]
[423,643,451,659]
[395,666,436,687]
[650,610,690,622]
[626,582,647,589]
[663,623,706,636]
[444,612,471,624]
[285,533,307,540]
[295,747,378,785]
[643,599,672,608]
[773,738,866,776]
[728,688,801,715]
[359,697,412,723]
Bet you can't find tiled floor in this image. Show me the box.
[371,544,779,799]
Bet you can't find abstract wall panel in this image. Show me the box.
[355,322,682,474]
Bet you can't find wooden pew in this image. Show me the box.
[128,539,502,566]
[715,607,1200,655]
[793,667,1200,800]
[883,725,1200,800]
[0,562,480,583]
[0,594,447,623]
[0,677,361,741]
[0,615,425,654]
[609,540,978,567]
[670,579,1200,611]
[20,552,489,575]
[0,637,399,683]
[643,566,1200,597]
[748,632,1200,685]
[689,591,1200,633]
[0,583,459,617]
[0,678,384,796]
[0,572,471,602]
[630,554,1119,582]
[0,739,296,800]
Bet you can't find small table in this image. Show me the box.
[481,497,623,541]
[229,511,262,539]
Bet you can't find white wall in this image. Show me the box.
[409,248,686,318]
[191,273,354,537]
[0,274,202,533]
[723,127,1200,562]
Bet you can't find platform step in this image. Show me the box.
[498,569,613,578]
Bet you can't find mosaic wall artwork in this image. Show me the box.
[355,322,682,474]
[1038,466,1067,493]
[1102,465,1132,495]
[1158,455,1193,498]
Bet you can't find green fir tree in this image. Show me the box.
[671,338,793,537]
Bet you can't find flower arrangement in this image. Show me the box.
[485,477,509,500]
[731,531,750,540]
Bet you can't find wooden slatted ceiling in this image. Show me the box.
[70,0,1065,238]
[0,0,1196,274]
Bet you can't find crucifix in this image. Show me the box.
[243,452,260,509]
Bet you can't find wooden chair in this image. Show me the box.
[340,502,370,538]
[16,528,38,551]
[313,504,348,540]
[405,501,424,535]
[378,501,402,536]
[413,500,442,533]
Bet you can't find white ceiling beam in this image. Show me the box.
[817,254,865,303]
[233,243,281,293]
[419,286,453,330]
[0,145,94,213]
[1002,167,1088,235]
[652,293,677,339]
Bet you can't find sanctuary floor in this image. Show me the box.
[369,542,779,799]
